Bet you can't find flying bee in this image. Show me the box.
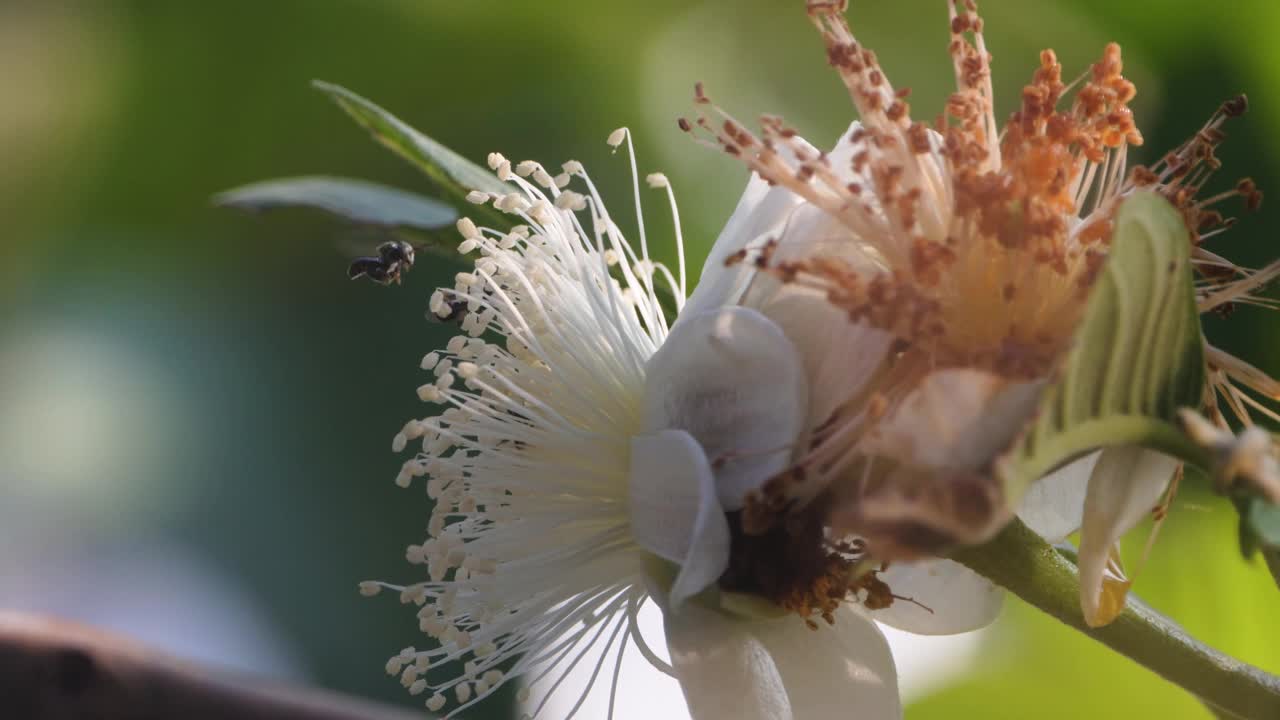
[347,240,417,285]
[346,256,397,284]
[345,234,472,328]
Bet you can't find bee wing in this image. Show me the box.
[334,226,397,259]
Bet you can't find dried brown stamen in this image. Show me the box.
[726,496,931,626]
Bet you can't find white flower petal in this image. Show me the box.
[1077,447,1178,627]
[683,182,804,317]
[699,173,771,276]
[629,430,731,606]
[754,283,893,433]
[863,368,1043,470]
[643,307,808,510]
[756,607,901,720]
[751,203,890,283]
[824,121,872,181]
[688,121,922,321]
[1016,452,1100,543]
[683,127,833,319]
[665,604,901,720]
[663,604,790,720]
[868,559,1003,635]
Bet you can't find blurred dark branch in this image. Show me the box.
[0,612,421,720]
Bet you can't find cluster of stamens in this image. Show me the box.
[367,137,690,717]
[683,1,1155,382]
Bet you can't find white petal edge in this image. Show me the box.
[868,559,1004,635]
[687,120,949,320]
[682,181,804,318]
[663,603,790,720]
[1016,452,1100,543]
[1077,446,1178,626]
[665,603,901,720]
[754,283,893,435]
[629,430,732,606]
[758,607,900,720]
[694,124,820,277]
[643,306,808,510]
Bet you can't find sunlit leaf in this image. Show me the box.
[312,81,512,221]
[999,191,1210,501]
[214,175,456,231]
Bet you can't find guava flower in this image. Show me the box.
[360,132,988,719]
[355,0,1280,714]
[681,0,1280,627]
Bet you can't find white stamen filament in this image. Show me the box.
[372,144,687,718]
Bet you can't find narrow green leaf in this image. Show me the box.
[312,81,512,211]
[214,176,457,231]
[999,191,1210,500]
[310,81,681,319]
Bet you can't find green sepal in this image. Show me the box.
[998,191,1210,503]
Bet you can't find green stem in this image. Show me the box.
[953,518,1280,720]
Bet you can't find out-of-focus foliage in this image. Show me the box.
[2,1,1278,718]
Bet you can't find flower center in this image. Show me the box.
[719,498,925,627]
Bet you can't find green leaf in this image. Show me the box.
[214,175,457,231]
[312,81,512,218]
[310,80,681,320]
[999,191,1210,500]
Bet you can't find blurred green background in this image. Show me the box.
[2,1,1278,718]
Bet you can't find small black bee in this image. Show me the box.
[348,240,417,285]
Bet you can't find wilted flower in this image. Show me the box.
[681,0,1280,626]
